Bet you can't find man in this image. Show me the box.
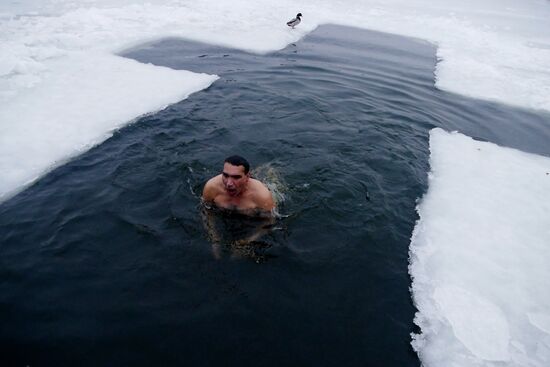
[202,155,275,215]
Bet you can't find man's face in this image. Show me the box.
[221,163,249,196]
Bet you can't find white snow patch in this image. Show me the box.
[410,128,550,367]
[528,313,550,335]
[434,285,510,361]
[0,52,217,200]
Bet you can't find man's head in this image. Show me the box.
[222,155,250,196]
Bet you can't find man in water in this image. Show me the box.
[202,155,275,215]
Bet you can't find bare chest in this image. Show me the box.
[214,194,257,211]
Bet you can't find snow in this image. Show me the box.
[433,285,510,361]
[1,0,550,200]
[410,128,550,367]
[0,53,217,196]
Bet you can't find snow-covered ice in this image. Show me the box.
[410,128,550,367]
[0,53,216,197]
[1,0,550,200]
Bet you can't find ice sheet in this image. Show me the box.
[0,53,217,199]
[410,128,550,367]
[1,0,550,200]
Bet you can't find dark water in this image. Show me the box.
[1,25,550,366]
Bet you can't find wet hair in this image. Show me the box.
[224,155,250,174]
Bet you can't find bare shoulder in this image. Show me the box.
[250,178,274,210]
[202,174,222,201]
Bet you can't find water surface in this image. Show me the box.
[1,25,550,366]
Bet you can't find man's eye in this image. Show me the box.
[222,173,229,178]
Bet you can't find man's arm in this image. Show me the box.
[254,183,275,212]
[202,177,217,203]
[201,178,222,258]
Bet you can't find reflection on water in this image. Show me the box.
[201,204,278,262]
[1,25,550,367]
[251,163,288,209]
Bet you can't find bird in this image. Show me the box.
[287,13,302,29]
